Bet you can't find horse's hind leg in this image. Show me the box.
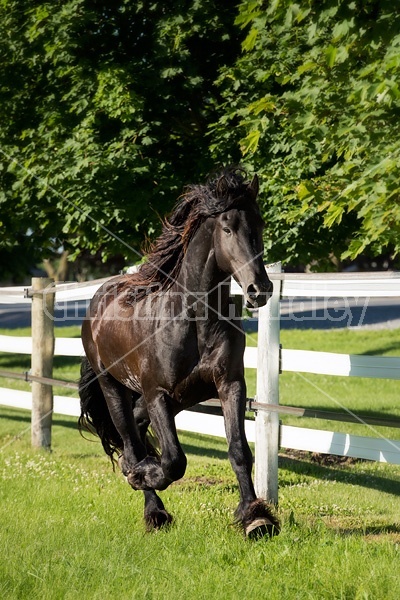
[143,491,173,531]
[98,376,173,529]
[96,373,147,476]
[133,398,173,530]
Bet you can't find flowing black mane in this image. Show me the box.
[121,168,258,300]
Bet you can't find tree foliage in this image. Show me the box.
[0,0,240,279]
[210,0,400,268]
[1,0,400,280]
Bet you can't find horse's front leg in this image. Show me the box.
[128,391,187,491]
[219,378,279,539]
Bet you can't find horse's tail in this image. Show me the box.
[78,357,123,465]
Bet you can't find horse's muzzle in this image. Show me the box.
[245,281,273,309]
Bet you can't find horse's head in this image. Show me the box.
[213,174,273,308]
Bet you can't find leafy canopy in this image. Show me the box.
[1,0,400,280]
[210,0,400,268]
[0,0,239,279]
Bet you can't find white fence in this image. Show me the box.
[1,269,400,503]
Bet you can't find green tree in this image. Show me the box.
[0,0,240,281]
[2,1,400,281]
[210,0,400,269]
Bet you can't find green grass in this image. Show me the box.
[0,407,399,599]
[1,327,400,597]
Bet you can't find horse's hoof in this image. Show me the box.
[245,517,278,539]
[241,498,280,539]
[145,510,173,532]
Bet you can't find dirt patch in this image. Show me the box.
[323,517,400,541]
[365,532,400,544]
[173,475,227,487]
[279,449,366,466]
[310,452,366,466]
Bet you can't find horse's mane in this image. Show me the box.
[120,167,258,302]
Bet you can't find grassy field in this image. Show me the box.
[0,406,399,599]
[1,326,400,597]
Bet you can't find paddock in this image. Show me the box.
[1,269,399,505]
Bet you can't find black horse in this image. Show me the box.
[79,168,279,538]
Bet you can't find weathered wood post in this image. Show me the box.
[255,262,281,504]
[31,277,55,449]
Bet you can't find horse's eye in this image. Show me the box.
[222,227,231,235]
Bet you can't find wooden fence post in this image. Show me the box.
[31,277,55,449]
[255,262,281,504]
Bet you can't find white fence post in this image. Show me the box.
[31,277,55,449]
[255,262,281,504]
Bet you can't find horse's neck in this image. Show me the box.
[176,218,231,316]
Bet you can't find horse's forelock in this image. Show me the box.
[206,168,257,212]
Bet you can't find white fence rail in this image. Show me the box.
[1,270,400,500]
[231,270,400,297]
[2,386,398,466]
[0,334,84,357]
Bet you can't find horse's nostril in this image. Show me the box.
[246,284,258,300]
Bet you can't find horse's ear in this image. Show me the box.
[249,174,259,198]
[216,175,230,198]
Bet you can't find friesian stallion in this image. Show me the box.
[79,168,279,538]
